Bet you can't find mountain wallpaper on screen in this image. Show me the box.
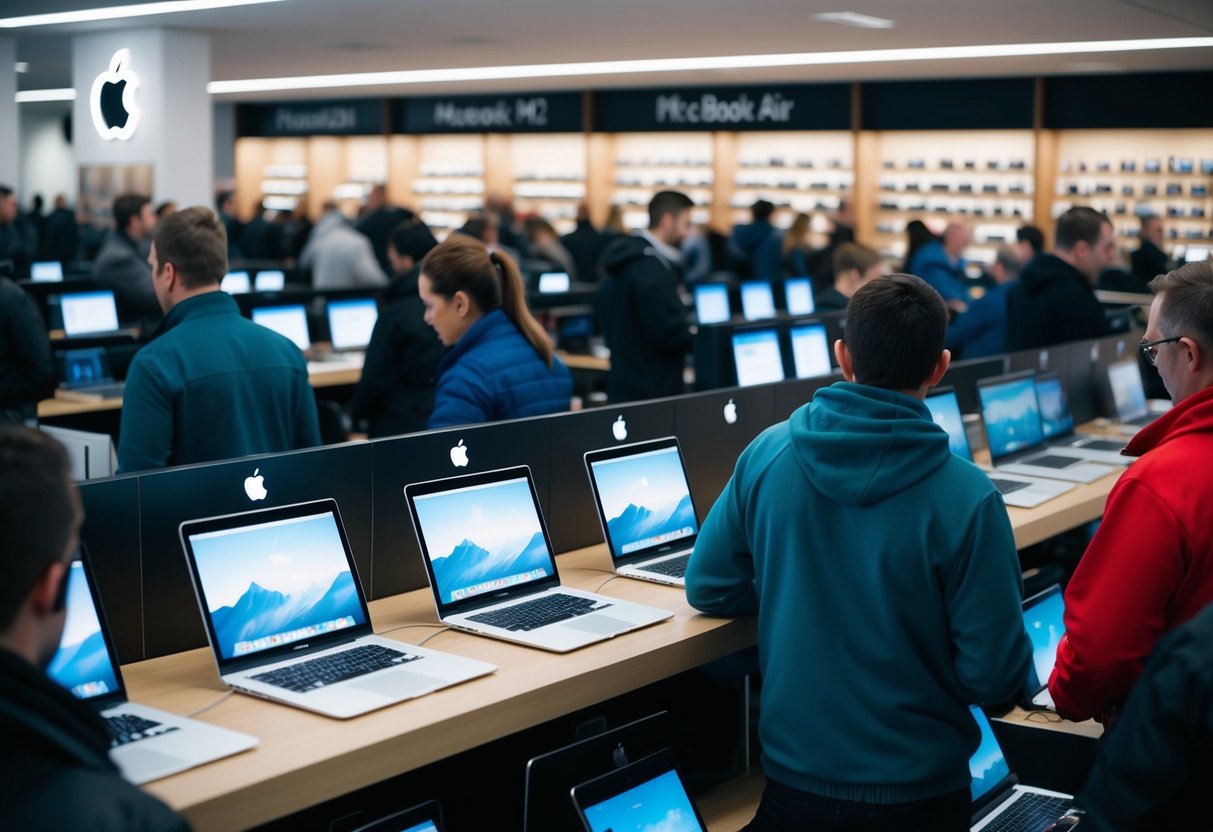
[607,495,696,550]
[48,630,116,695]
[210,570,359,658]
[431,531,549,599]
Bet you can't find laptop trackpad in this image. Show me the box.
[114,746,189,773]
[352,669,441,698]
[563,615,630,635]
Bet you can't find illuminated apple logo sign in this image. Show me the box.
[90,48,141,141]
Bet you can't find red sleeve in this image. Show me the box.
[1048,476,1187,722]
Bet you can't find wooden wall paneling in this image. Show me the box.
[483,133,513,200]
[306,136,346,220]
[711,131,739,232]
[853,130,880,251]
[234,138,271,222]
[1035,129,1060,251]
[387,135,421,213]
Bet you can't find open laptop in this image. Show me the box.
[978,372,1117,483]
[789,321,831,379]
[926,387,1074,509]
[1033,371,1129,465]
[47,554,257,784]
[60,290,121,337]
[732,327,785,387]
[405,466,674,653]
[31,261,64,282]
[179,499,496,718]
[537,271,571,294]
[784,276,815,316]
[584,437,700,586]
[57,346,125,399]
[571,748,708,832]
[968,706,1072,831]
[350,800,445,832]
[740,280,776,320]
[1107,359,1165,435]
[325,297,378,357]
[251,304,311,351]
[254,269,286,292]
[693,283,731,324]
[220,270,251,294]
[1020,585,1064,711]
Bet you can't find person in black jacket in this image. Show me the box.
[350,222,445,437]
[1006,207,1116,350]
[597,190,694,403]
[561,203,607,283]
[0,185,38,280]
[355,185,412,275]
[0,427,189,831]
[92,193,161,333]
[0,277,53,424]
[43,195,80,267]
[1127,215,1169,291]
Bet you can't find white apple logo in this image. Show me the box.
[244,468,268,501]
[612,415,628,441]
[723,398,738,425]
[450,439,470,467]
[90,48,141,141]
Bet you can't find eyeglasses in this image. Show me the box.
[1139,336,1183,366]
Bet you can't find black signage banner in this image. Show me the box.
[395,92,584,134]
[594,84,851,132]
[237,99,385,137]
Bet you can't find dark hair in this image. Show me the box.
[1054,207,1110,252]
[0,185,12,200]
[421,236,554,366]
[751,200,775,222]
[0,426,81,631]
[113,193,151,233]
[215,190,235,213]
[1150,261,1213,356]
[647,190,694,230]
[153,206,227,289]
[845,273,947,390]
[389,222,438,264]
[1016,225,1044,256]
[523,216,558,242]
[834,242,882,279]
[902,220,939,271]
[1139,214,1163,231]
[457,217,489,241]
[154,201,177,219]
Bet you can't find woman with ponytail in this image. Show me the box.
[419,235,572,428]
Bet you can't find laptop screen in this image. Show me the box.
[587,444,697,559]
[693,284,730,325]
[740,281,776,320]
[47,561,122,702]
[785,277,815,316]
[790,323,830,379]
[577,755,704,832]
[1024,587,1065,691]
[61,347,111,388]
[732,329,785,387]
[61,291,120,336]
[184,509,369,662]
[1108,360,1148,421]
[926,389,973,462]
[979,375,1043,461]
[253,305,311,351]
[221,271,252,294]
[327,298,379,351]
[255,270,286,292]
[537,272,570,294]
[1035,375,1074,439]
[411,475,557,605]
[31,261,64,282]
[968,706,1013,803]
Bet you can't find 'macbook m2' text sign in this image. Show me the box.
[396,93,583,134]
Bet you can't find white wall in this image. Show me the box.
[18,102,77,207]
[0,38,17,189]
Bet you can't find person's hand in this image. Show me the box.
[946,298,969,315]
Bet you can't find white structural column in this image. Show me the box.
[0,38,18,188]
[72,28,212,209]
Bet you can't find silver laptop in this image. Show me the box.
[60,290,121,337]
[179,499,496,719]
[47,553,257,784]
[1107,359,1167,435]
[1033,371,1129,466]
[321,297,378,363]
[969,706,1072,831]
[405,466,674,653]
[925,387,1075,509]
[1020,585,1064,711]
[978,372,1116,483]
[584,437,700,587]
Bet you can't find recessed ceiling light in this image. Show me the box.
[813,12,895,30]
[0,0,287,29]
[15,88,77,103]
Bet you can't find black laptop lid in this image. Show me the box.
[350,800,445,832]
[46,550,128,710]
[570,747,708,832]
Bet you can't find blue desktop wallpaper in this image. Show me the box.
[968,706,1011,802]
[583,768,703,832]
[413,477,554,603]
[188,512,366,660]
[790,325,831,379]
[1035,378,1074,439]
[47,562,120,700]
[591,447,697,556]
[1025,592,1065,687]
[981,377,1043,459]
[400,823,438,832]
[926,392,972,461]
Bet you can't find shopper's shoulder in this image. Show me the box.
[14,766,187,832]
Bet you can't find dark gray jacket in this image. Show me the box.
[92,230,162,332]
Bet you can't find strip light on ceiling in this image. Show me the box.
[207,37,1213,94]
[0,0,287,29]
[16,88,77,102]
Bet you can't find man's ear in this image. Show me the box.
[834,339,855,382]
[924,349,952,391]
[30,560,70,618]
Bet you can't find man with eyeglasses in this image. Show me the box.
[1049,260,1213,726]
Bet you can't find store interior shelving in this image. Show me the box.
[610,133,714,230]
[509,134,588,236]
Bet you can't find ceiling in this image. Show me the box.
[8,0,1213,100]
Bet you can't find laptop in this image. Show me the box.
[789,321,831,379]
[693,283,731,325]
[58,346,125,399]
[350,800,445,832]
[326,297,378,354]
[220,270,251,294]
[584,437,700,586]
[47,554,257,784]
[538,271,571,294]
[405,466,674,653]
[252,304,311,351]
[31,260,64,282]
[978,372,1117,483]
[968,706,1072,831]
[732,327,785,387]
[1033,372,1129,465]
[925,388,1074,509]
[784,276,815,315]
[178,499,496,719]
[1020,585,1064,711]
[254,269,286,292]
[1107,359,1163,434]
[60,290,121,337]
[570,748,708,832]
[740,280,777,320]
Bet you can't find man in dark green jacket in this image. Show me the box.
[117,207,320,473]
[687,274,1031,831]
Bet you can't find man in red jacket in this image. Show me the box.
[1049,260,1213,724]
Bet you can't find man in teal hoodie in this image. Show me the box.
[686,274,1031,831]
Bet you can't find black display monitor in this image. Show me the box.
[771,373,842,422]
[674,385,775,516]
[77,475,142,664]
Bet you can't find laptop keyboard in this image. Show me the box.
[105,713,178,748]
[1078,439,1124,452]
[468,593,610,632]
[983,793,1072,832]
[640,553,691,578]
[990,478,1032,496]
[250,644,420,693]
[1022,454,1079,470]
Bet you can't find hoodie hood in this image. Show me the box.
[789,382,952,506]
[1020,253,1091,296]
[602,233,681,272]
